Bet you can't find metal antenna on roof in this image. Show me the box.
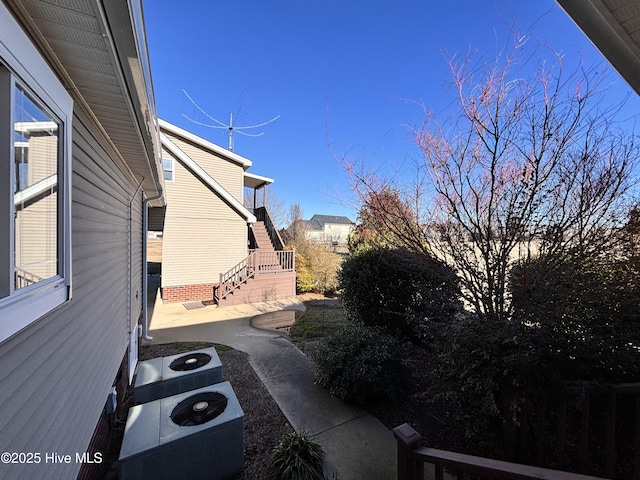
[182,89,281,152]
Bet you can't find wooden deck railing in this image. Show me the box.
[393,423,605,480]
[216,249,295,303]
[252,249,295,273]
[254,206,285,251]
[216,251,256,302]
[502,383,640,479]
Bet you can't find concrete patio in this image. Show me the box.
[145,275,397,480]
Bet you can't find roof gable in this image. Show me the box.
[159,119,252,169]
[160,132,256,224]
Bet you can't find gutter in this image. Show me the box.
[142,187,164,342]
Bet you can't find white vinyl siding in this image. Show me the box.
[162,217,247,287]
[164,131,244,200]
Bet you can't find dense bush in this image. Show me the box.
[294,250,315,293]
[314,323,409,405]
[428,252,640,448]
[509,254,640,384]
[289,241,341,294]
[268,430,325,480]
[339,246,460,346]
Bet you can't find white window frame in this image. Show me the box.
[162,157,175,182]
[0,3,73,343]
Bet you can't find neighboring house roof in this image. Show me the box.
[557,0,640,96]
[158,119,253,169]
[307,214,355,230]
[159,120,257,224]
[10,0,164,202]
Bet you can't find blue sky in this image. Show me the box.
[143,0,640,224]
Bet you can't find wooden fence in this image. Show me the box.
[502,383,640,479]
[395,383,640,479]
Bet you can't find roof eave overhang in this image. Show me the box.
[556,0,640,96]
[100,0,165,204]
[244,172,274,190]
[7,0,165,205]
[158,119,253,169]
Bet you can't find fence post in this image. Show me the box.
[393,423,424,480]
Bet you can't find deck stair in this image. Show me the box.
[214,207,295,306]
[251,221,275,251]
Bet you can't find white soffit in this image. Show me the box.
[9,0,164,200]
[244,172,274,189]
[557,0,640,96]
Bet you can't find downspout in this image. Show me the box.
[142,188,163,342]
[129,178,144,340]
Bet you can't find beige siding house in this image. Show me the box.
[156,120,296,305]
[0,1,163,479]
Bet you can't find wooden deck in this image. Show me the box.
[217,270,296,306]
[215,247,296,306]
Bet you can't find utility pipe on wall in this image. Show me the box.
[128,178,144,336]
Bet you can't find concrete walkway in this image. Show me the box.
[145,277,397,480]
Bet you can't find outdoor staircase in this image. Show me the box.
[214,207,295,306]
[251,221,275,251]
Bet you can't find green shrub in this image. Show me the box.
[295,251,316,293]
[292,242,341,294]
[509,254,640,384]
[339,246,459,346]
[268,430,325,480]
[314,323,409,405]
[432,314,521,448]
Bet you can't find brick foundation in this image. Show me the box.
[162,283,217,303]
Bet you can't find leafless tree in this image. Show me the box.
[244,188,288,229]
[281,202,307,245]
[344,32,639,322]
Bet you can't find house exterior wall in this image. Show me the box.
[160,141,249,302]
[164,131,244,200]
[305,223,354,247]
[0,105,145,479]
[323,223,353,244]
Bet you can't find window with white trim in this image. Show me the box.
[162,157,174,182]
[0,5,72,342]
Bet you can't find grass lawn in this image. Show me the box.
[289,298,348,347]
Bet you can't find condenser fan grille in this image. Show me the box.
[170,392,228,426]
[169,352,211,371]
